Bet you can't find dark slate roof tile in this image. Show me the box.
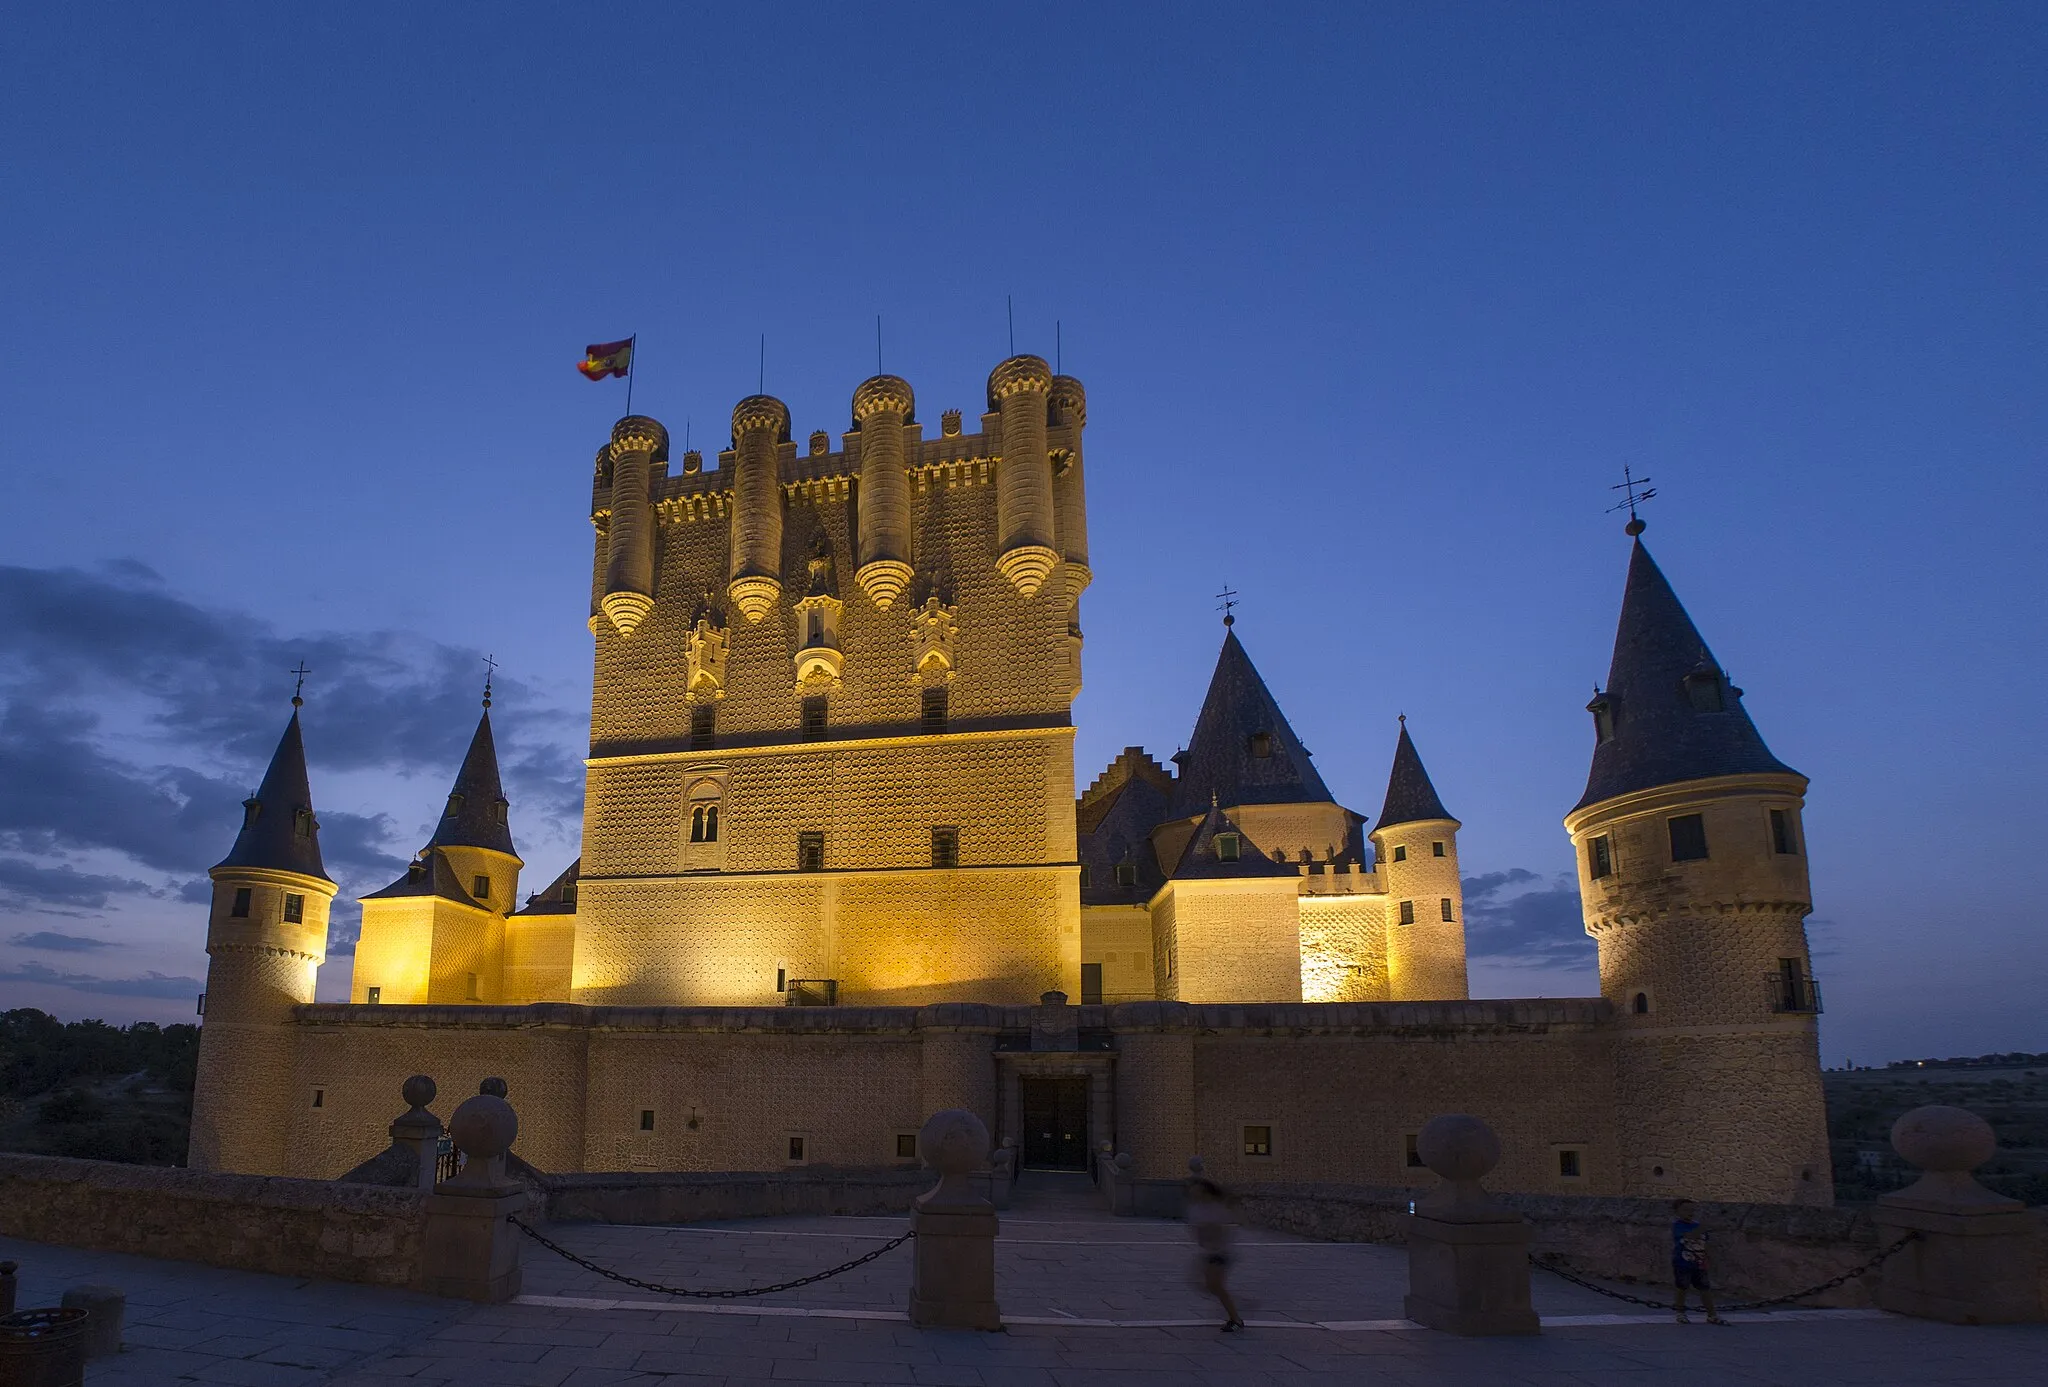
[213,710,332,882]
[1377,722,1455,829]
[1170,631,1332,818]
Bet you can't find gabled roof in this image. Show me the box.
[1170,630,1333,817]
[426,709,516,857]
[1077,771,1172,906]
[213,710,332,882]
[1170,800,1298,882]
[1377,722,1455,830]
[1575,539,1800,812]
[362,848,482,908]
[514,858,582,916]
[1077,747,1175,838]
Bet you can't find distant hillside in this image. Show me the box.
[0,1008,198,1165]
[1827,1061,2048,1206]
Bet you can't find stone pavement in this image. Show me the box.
[3,1172,2043,1385]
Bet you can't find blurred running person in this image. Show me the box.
[1186,1168,1245,1331]
[1671,1199,1727,1325]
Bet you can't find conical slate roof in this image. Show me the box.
[1377,722,1455,829]
[426,709,516,857]
[1575,539,1800,812]
[1170,799,1297,881]
[362,848,482,907]
[1171,630,1333,817]
[213,710,331,882]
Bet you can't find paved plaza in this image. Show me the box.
[4,1175,2041,1385]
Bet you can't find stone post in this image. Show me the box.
[59,1285,123,1358]
[908,1110,1001,1331]
[1874,1105,2044,1325]
[393,1075,443,1190]
[1402,1115,1538,1336]
[420,1092,525,1303]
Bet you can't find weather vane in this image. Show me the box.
[1607,463,1657,535]
[1216,585,1239,628]
[289,661,310,707]
[482,653,497,709]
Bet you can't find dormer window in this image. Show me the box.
[1216,832,1241,862]
[445,793,465,818]
[472,875,491,901]
[1115,862,1138,888]
[1248,732,1273,758]
[241,799,261,829]
[1588,693,1616,743]
[293,809,314,840]
[1684,666,1725,713]
[493,799,509,826]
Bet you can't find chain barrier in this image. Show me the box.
[509,1215,914,1300]
[1532,1231,1920,1314]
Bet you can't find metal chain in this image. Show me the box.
[1532,1231,1920,1314]
[509,1215,914,1300]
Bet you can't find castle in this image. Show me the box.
[187,353,1831,1206]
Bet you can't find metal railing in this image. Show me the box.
[784,979,839,1006]
[1767,973,1823,1014]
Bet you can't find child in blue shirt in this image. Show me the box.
[1671,1200,1727,1324]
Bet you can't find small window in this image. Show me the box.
[1216,832,1240,862]
[896,1133,918,1160]
[1669,813,1709,862]
[806,610,824,646]
[230,887,253,919]
[931,827,960,869]
[446,793,465,818]
[798,833,824,872]
[1431,841,1445,858]
[639,1109,656,1132]
[801,695,828,741]
[1590,696,1616,743]
[493,799,509,825]
[1080,962,1103,1006]
[293,809,314,840]
[311,1088,324,1109]
[1589,834,1613,879]
[787,1135,807,1164]
[1399,900,1415,925]
[1632,991,1650,1014]
[241,799,261,829]
[690,703,716,750]
[282,892,304,924]
[921,686,948,733]
[366,986,382,1005]
[1770,808,1798,856]
[1242,1124,1272,1157]
[1685,671,1725,713]
[1249,732,1272,758]
[465,972,479,1001]
[1392,844,1407,862]
[1439,897,1455,922]
[1115,862,1137,888]
[1558,1149,1582,1179]
[776,967,787,992]
[1405,1133,1424,1168]
[562,883,577,907]
[472,875,490,901]
[691,806,705,842]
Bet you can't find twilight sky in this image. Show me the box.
[1,3,2042,1066]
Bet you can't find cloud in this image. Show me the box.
[9,930,114,952]
[1461,867,1596,969]
[0,857,158,911]
[0,960,203,999]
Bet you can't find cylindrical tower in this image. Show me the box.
[1566,536,1830,1204]
[987,355,1059,597]
[852,373,915,609]
[1049,374,1091,599]
[728,394,790,622]
[188,708,336,1175]
[600,415,668,637]
[1370,721,1469,1001]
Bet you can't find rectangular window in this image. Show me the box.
[787,1135,807,1163]
[1589,834,1613,879]
[690,703,716,750]
[282,892,304,924]
[798,832,824,872]
[896,1133,919,1160]
[1115,862,1137,887]
[1558,1149,1582,1179]
[230,887,253,919]
[921,686,948,733]
[1770,808,1798,855]
[639,1109,656,1132]
[366,986,382,1005]
[1080,962,1103,1006]
[472,875,490,901]
[1242,1124,1272,1158]
[562,883,577,907]
[931,827,960,869]
[1405,1133,1424,1168]
[464,972,479,1001]
[494,799,508,825]
[776,967,787,993]
[1215,832,1240,862]
[801,695,828,741]
[1431,841,1445,858]
[311,1088,324,1109]
[293,809,314,840]
[1669,814,1709,862]
[1392,844,1407,862]
[1399,900,1415,926]
[1440,897,1455,922]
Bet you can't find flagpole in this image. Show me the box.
[625,334,638,416]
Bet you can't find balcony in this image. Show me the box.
[784,978,839,1007]
[1767,973,1823,1015]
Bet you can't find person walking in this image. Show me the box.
[1186,1160,1246,1331]
[1671,1199,1727,1325]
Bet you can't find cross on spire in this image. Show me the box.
[289,661,310,708]
[482,654,497,709]
[1216,585,1239,628]
[1607,463,1657,535]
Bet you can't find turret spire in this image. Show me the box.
[427,706,515,856]
[1171,628,1331,817]
[1575,539,1798,812]
[213,704,331,882]
[1377,720,1454,830]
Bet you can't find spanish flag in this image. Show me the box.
[578,337,634,380]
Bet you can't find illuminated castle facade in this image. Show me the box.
[190,353,1832,1207]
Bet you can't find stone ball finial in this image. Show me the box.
[402,1075,437,1110]
[917,1109,989,1177]
[1892,1104,1996,1173]
[479,1077,508,1098]
[852,373,915,423]
[449,1093,518,1160]
[1115,1152,1134,1171]
[731,394,791,441]
[1417,1114,1501,1183]
[987,354,1053,409]
[1187,1155,1205,1175]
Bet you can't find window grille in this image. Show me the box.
[690,703,716,749]
[798,832,824,872]
[931,827,959,869]
[921,686,948,732]
[801,696,827,741]
[282,893,304,923]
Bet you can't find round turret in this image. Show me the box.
[986,356,1058,597]
[600,416,669,637]
[728,395,790,622]
[852,375,916,609]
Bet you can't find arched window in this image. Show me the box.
[704,804,718,842]
[1633,991,1650,1015]
[690,806,706,843]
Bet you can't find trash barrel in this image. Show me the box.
[0,1307,91,1387]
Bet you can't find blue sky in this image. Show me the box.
[1,3,2041,1065]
